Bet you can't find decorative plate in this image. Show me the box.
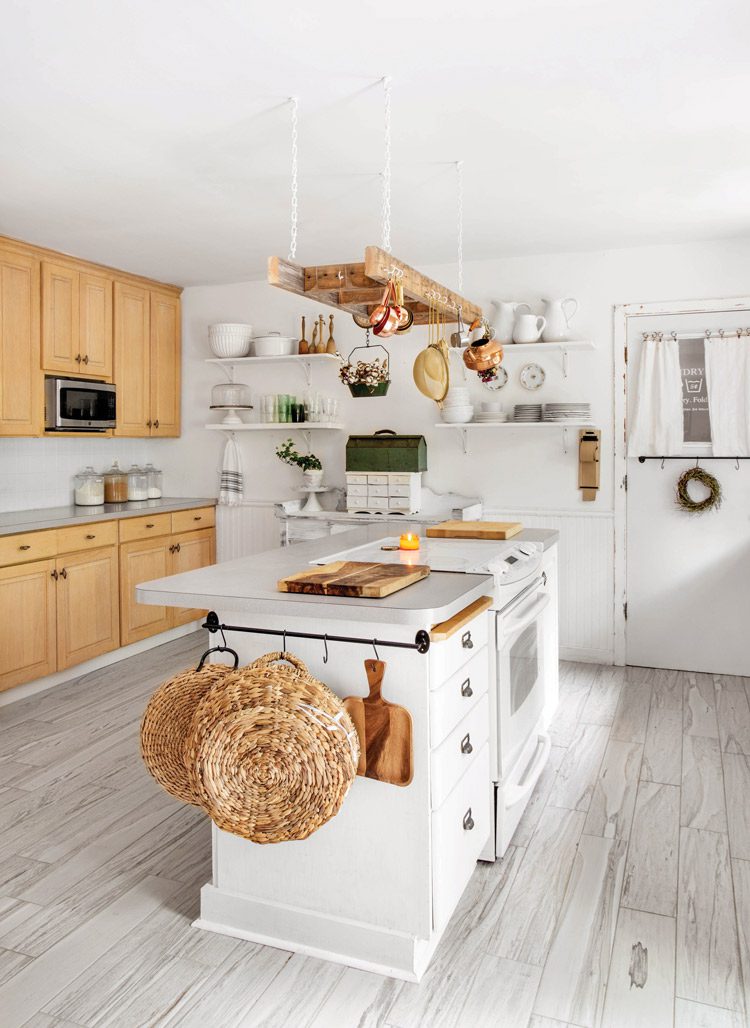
[519,363,546,391]
[481,365,509,391]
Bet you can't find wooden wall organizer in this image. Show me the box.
[579,429,601,501]
[268,245,482,326]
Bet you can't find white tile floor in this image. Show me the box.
[0,636,748,1027]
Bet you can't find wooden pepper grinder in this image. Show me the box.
[316,314,326,354]
[310,321,318,353]
[298,315,308,355]
[326,314,336,354]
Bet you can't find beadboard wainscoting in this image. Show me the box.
[216,502,281,562]
[486,508,615,664]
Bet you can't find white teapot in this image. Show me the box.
[542,298,578,341]
[489,300,530,344]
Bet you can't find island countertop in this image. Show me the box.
[135,522,502,627]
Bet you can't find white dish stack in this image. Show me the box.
[542,403,591,422]
[440,386,473,425]
[346,472,422,514]
[513,403,543,422]
[208,323,253,358]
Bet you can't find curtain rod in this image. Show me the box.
[642,329,750,341]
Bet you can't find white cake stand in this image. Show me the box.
[298,485,329,513]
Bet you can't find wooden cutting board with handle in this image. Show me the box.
[344,659,413,786]
[426,519,523,540]
[278,561,429,598]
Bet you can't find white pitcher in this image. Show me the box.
[513,313,546,343]
[542,297,578,341]
[489,300,530,344]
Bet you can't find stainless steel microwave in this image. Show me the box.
[44,376,117,431]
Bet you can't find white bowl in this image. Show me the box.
[440,405,474,424]
[208,323,253,358]
[252,334,297,357]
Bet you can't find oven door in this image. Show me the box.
[48,378,116,430]
[495,579,551,781]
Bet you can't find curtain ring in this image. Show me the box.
[372,639,380,661]
[322,634,329,664]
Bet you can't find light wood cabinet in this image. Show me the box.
[114,281,150,436]
[0,246,41,436]
[0,559,57,692]
[119,536,173,644]
[42,262,113,378]
[170,527,214,626]
[56,546,119,670]
[150,290,181,436]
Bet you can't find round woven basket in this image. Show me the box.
[185,652,359,843]
[140,663,236,805]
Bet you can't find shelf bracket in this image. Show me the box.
[562,348,569,379]
[563,427,569,454]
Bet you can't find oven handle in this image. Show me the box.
[498,591,550,646]
[503,732,551,811]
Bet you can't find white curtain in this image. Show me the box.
[628,335,683,456]
[705,336,750,456]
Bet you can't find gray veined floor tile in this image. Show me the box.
[547,722,610,812]
[676,827,744,1014]
[510,744,566,848]
[600,907,675,1028]
[684,673,719,740]
[579,664,625,727]
[548,662,596,748]
[621,780,680,917]
[0,946,32,988]
[681,735,727,833]
[533,833,627,1027]
[308,966,401,1028]
[641,669,684,786]
[722,752,750,861]
[610,676,653,745]
[527,1018,579,1028]
[0,760,34,788]
[674,998,746,1028]
[236,951,346,1026]
[715,676,750,756]
[583,739,643,842]
[730,858,750,1023]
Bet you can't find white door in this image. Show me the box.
[626,309,750,675]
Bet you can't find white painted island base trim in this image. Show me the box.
[195,884,441,982]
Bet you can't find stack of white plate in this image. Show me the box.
[514,404,543,422]
[441,386,474,424]
[542,403,591,422]
[473,411,508,423]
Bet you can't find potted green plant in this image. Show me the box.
[276,438,324,488]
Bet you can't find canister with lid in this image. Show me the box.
[103,460,128,503]
[74,466,105,506]
[127,464,149,501]
[143,462,163,499]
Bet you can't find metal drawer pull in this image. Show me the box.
[82,354,89,364]
[463,808,475,831]
[60,568,67,579]
[75,353,82,363]
[85,534,96,540]
[146,523,155,528]
[51,570,58,580]
[461,677,473,697]
[461,630,473,649]
[153,419,159,429]
[193,516,202,521]
[19,544,31,551]
[460,733,473,755]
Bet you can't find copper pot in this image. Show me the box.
[463,338,503,373]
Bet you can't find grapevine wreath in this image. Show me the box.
[675,466,722,514]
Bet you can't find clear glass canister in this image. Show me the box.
[127,464,149,501]
[74,466,104,506]
[103,460,128,503]
[143,462,163,499]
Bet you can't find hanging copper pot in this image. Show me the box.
[463,338,503,373]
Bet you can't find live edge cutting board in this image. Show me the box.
[426,520,523,540]
[278,560,430,598]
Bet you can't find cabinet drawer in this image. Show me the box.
[430,693,489,809]
[57,521,118,553]
[346,474,367,485]
[389,483,413,497]
[430,649,489,749]
[0,530,57,567]
[346,484,368,497]
[367,474,388,485]
[390,473,419,485]
[431,743,490,932]
[171,506,215,534]
[118,513,172,543]
[367,484,389,497]
[430,598,491,684]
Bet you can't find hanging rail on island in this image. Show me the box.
[637,456,750,464]
[202,611,431,655]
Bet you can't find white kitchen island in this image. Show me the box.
[136,525,511,981]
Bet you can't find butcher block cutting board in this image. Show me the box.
[278,560,430,598]
[344,660,413,786]
[426,520,523,540]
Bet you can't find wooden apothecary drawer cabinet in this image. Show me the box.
[0,235,181,437]
[0,507,215,692]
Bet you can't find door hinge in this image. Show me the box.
[623,601,628,621]
[622,473,628,492]
[624,346,628,364]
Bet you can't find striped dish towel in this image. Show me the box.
[219,436,243,505]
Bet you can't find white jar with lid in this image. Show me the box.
[143,463,163,499]
[127,464,149,501]
[74,467,105,506]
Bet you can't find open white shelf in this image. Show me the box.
[454,339,594,378]
[206,353,340,386]
[435,420,596,454]
[205,422,344,432]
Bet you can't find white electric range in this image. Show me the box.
[315,534,557,859]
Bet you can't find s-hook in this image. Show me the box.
[737,457,741,471]
[661,457,665,470]
[322,634,329,664]
[372,639,380,661]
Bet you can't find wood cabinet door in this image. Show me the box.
[0,559,56,691]
[149,290,180,437]
[79,272,113,379]
[119,536,172,644]
[114,281,150,436]
[56,546,119,670]
[0,247,41,436]
[169,528,215,626]
[41,261,80,374]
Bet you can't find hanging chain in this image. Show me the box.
[456,160,464,294]
[288,96,299,262]
[381,77,392,253]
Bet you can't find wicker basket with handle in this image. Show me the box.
[185,652,359,843]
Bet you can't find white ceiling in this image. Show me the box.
[2,0,749,286]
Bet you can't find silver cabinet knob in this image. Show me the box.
[461,678,473,697]
[463,808,475,831]
[461,733,473,755]
[461,630,473,649]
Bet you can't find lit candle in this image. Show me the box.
[399,532,420,551]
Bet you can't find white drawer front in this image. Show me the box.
[367,484,389,497]
[430,693,489,810]
[389,498,414,510]
[346,484,368,497]
[346,474,367,485]
[367,474,388,485]
[389,483,413,497]
[430,649,489,749]
[390,473,420,485]
[430,610,490,685]
[431,743,490,932]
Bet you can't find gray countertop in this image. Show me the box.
[0,497,217,536]
[136,522,559,628]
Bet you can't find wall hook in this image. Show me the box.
[282,628,287,652]
[736,457,741,471]
[661,457,665,470]
[322,634,329,664]
[372,639,380,661]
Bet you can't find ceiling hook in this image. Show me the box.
[372,638,380,661]
[322,634,329,664]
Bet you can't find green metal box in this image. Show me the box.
[345,430,428,472]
